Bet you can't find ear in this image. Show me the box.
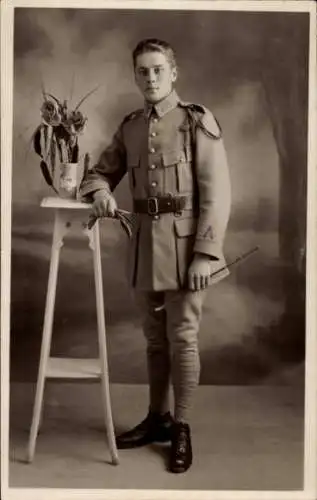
[171,66,178,83]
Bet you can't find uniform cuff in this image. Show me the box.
[194,239,222,260]
[80,179,111,197]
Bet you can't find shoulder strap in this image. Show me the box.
[180,102,222,140]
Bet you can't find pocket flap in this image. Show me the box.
[162,150,186,166]
[174,217,197,237]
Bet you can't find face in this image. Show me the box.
[134,51,177,103]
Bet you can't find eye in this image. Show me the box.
[138,68,148,77]
[154,67,163,75]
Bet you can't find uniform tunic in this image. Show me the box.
[80,90,231,291]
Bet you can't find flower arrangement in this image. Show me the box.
[33,86,98,194]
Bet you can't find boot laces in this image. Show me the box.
[176,427,187,455]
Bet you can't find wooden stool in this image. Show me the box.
[27,196,119,465]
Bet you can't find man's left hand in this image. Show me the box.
[188,254,218,291]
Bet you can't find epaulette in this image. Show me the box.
[180,102,222,139]
[122,108,143,124]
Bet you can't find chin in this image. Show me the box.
[145,93,162,103]
[146,91,173,104]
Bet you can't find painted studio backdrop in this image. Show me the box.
[11,8,308,385]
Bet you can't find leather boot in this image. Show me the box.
[115,410,174,449]
[169,421,193,473]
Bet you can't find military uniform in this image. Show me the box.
[81,90,231,422]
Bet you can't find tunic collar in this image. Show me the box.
[144,90,180,118]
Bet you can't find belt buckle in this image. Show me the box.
[148,197,159,215]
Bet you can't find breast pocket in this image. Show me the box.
[162,149,193,194]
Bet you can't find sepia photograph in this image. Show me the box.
[1,1,316,499]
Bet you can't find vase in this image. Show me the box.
[58,162,84,200]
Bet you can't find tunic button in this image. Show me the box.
[153,117,158,123]
[150,132,157,137]
[153,215,160,220]
[150,164,156,170]
[149,147,155,153]
[151,181,157,187]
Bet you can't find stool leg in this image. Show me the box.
[27,211,65,462]
[92,221,119,465]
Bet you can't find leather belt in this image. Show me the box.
[133,196,188,215]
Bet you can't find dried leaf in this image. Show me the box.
[40,125,46,154]
[41,79,47,102]
[59,138,69,163]
[79,152,90,190]
[55,123,70,142]
[74,84,101,111]
[45,93,61,106]
[50,133,56,179]
[44,125,53,162]
[43,124,48,146]
[83,152,90,179]
[71,141,79,163]
[40,160,58,193]
[33,125,43,157]
[56,138,63,163]
[69,71,75,105]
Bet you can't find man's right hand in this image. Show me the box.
[92,189,118,218]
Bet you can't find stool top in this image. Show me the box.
[41,197,92,210]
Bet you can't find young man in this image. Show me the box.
[80,38,231,473]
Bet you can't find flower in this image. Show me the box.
[63,110,87,135]
[41,99,62,127]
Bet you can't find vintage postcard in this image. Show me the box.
[1,1,316,499]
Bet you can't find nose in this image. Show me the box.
[147,68,156,83]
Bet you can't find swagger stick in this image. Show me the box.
[154,245,260,312]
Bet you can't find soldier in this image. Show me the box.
[80,38,231,473]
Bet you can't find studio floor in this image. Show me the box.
[9,378,304,491]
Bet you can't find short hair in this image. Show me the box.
[132,38,177,68]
